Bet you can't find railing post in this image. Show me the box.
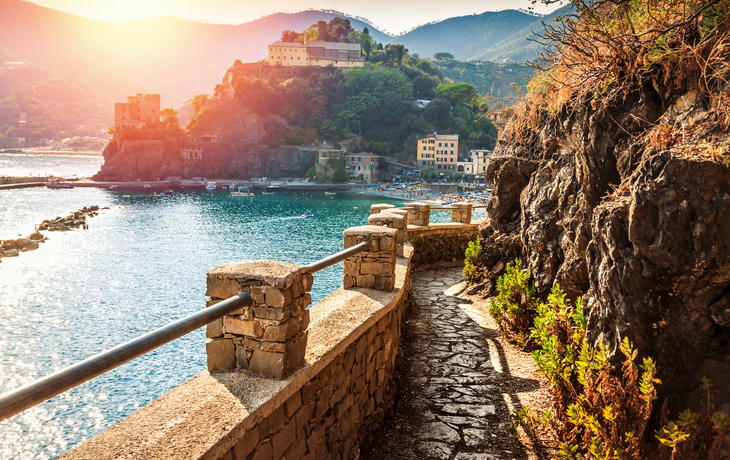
[205,260,313,379]
[367,212,406,257]
[369,203,395,215]
[406,202,430,226]
[451,202,473,224]
[342,226,398,291]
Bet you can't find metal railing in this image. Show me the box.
[0,293,252,422]
[306,240,370,273]
[0,241,377,422]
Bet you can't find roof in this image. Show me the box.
[269,41,305,47]
[268,41,361,51]
[419,134,459,141]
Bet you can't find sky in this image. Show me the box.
[29,0,564,35]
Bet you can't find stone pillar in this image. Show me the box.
[367,212,406,257]
[406,202,430,227]
[451,202,473,224]
[342,226,398,291]
[370,203,396,216]
[205,260,313,379]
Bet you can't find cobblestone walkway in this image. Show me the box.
[361,267,541,460]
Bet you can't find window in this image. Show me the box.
[423,146,426,150]
[438,143,442,147]
[451,150,454,155]
[451,143,454,147]
[450,158,454,162]
[438,165,441,169]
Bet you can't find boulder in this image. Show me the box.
[4,249,19,257]
[29,232,44,240]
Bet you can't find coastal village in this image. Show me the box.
[4,1,730,460]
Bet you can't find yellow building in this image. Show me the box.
[114,94,160,130]
[267,41,364,68]
[457,150,491,178]
[417,133,459,172]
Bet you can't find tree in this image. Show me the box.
[362,36,372,61]
[433,52,454,60]
[316,20,332,42]
[281,30,300,42]
[160,108,180,130]
[454,172,463,182]
[412,75,438,98]
[363,27,369,35]
[420,168,436,179]
[424,98,451,125]
[438,83,478,105]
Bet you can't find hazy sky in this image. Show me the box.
[29,0,563,35]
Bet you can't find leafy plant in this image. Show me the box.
[489,259,538,344]
[463,237,482,282]
[511,285,659,459]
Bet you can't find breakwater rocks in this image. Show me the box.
[37,206,106,232]
[0,206,108,262]
[1,232,46,260]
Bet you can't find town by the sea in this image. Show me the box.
[0,153,489,459]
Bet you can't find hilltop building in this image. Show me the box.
[345,153,378,184]
[114,94,160,130]
[417,133,459,171]
[267,41,364,68]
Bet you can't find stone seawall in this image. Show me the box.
[59,208,482,460]
[60,246,413,460]
[408,222,481,268]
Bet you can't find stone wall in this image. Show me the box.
[408,223,481,268]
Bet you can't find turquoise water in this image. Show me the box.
[0,153,103,179]
[0,163,405,459]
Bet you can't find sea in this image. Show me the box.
[0,153,485,459]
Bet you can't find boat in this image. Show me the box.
[205,182,216,191]
[47,181,74,189]
[324,191,336,195]
[301,210,315,218]
[231,191,254,197]
[262,191,276,195]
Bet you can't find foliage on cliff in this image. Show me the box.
[187,39,498,160]
[471,0,730,436]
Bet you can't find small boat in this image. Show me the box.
[231,191,254,197]
[47,181,74,189]
[262,191,276,195]
[324,191,336,195]
[301,210,315,218]
[206,182,216,191]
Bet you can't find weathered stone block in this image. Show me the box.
[233,424,259,460]
[248,349,285,379]
[205,277,240,299]
[380,236,396,252]
[343,274,354,289]
[235,344,249,369]
[263,317,300,342]
[206,318,223,338]
[370,203,395,215]
[361,262,392,276]
[375,275,395,291]
[254,306,291,321]
[206,339,236,372]
[300,309,310,330]
[251,286,265,304]
[343,260,359,276]
[264,286,292,309]
[286,331,308,373]
[225,317,263,338]
[356,274,375,288]
[272,420,296,459]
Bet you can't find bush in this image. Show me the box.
[511,285,659,459]
[463,237,482,282]
[489,259,538,346]
[283,130,304,145]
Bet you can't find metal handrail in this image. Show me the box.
[306,240,370,273]
[0,293,252,422]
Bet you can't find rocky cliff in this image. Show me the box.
[478,47,730,409]
[94,111,317,181]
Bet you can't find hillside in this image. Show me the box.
[391,9,542,62]
[469,4,574,63]
[0,0,392,107]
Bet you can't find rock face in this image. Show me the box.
[479,80,730,409]
[94,112,317,181]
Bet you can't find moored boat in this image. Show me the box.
[231,191,254,197]
[205,182,216,191]
[47,181,74,189]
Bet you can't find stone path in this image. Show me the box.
[361,267,542,460]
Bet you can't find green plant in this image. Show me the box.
[462,237,482,281]
[655,377,730,459]
[489,259,538,343]
[512,285,660,459]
